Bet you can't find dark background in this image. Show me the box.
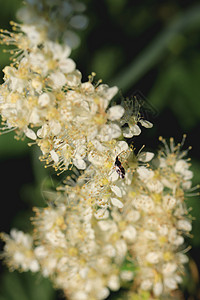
[0,0,200,299]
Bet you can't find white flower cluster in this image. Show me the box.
[127,137,193,297]
[0,1,194,300]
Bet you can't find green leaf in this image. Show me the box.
[0,131,28,159]
[0,271,56,300]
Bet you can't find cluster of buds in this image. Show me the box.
[0,1,194,299]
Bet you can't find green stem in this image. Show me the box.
[109,5,200,92]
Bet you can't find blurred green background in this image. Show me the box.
[0,0,200,299]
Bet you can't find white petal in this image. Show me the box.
[29,260,40,272]
[122,225,137,242]
[69,15,88,29]
[107,105,124,121]
[162,263,177,275]
[115,141,128,154]
[109,170,119,182]
[63,30,80,49]
[88,151,105,166]
[163,195,176,210]
[123,124,141,138]
[120,271,134,281]
[65,70,82,87]
[183,170,193,180]
[50,121,61,135]
[153,282,163,297]
[97,85,118,100]
[122,127,133,138]
[24,128,36,140]
[177,220,192,231]
[37,124,48,138]
[73,291,87,300]
[108,275,120,291]
[98,220,115,231]
[111,185,122,197]
[163,278,177,290]
[137,166,154,181]
[130,124,141,135]
[29,109,40,124]
[38,93,50,107]
[146,252,160,264]
[111,197,124,208]
[91,139,106,152]
[143,230,157,240]
[97,288,110,300]
[49,72,67,89]
[73,158,86,170]
[60,58,76,73]
[138,151,154,162]
[99,124,121,142]
[50,150,59,163]
[139,119,153,128]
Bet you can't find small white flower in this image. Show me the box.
[132,195,154,212]
[126,210,140,222]
[147,179,163,193]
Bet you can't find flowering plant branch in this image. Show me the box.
[0,1,195,299]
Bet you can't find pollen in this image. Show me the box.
[163,251,173,261]
[67,247,78,256]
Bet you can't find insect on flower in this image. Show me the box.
[115,155,125,179]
